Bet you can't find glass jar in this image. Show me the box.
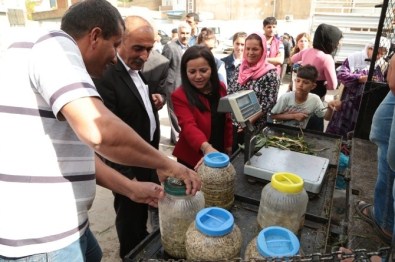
[185,207,242,260]
[158,177,205,258]
[245,226,300,260]
[197,152,235,210]
[257,172,308,236]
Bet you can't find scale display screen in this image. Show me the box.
[236,95,251,108]
[217,90,261,123]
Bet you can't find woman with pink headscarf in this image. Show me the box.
[227,33,280,150]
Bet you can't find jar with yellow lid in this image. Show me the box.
[257,172,308,236]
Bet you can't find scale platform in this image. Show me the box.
[244,146,330,194]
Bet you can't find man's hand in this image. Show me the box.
[128,180,165,207]
[152,93,164,110]
[157,160,201,196]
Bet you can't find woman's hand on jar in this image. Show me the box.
[195,143,218,171]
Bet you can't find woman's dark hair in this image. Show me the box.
[246,33,263,44]
[180,45,220,112]
[313,23,343,55]
[61,0,125,40]
[197,27,216,45]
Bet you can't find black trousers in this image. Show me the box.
[113,192,148,259]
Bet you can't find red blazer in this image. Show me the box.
[172,82,233,167]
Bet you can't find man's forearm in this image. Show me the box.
[62,97,171,170]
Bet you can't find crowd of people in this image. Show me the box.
[0,0,394,260]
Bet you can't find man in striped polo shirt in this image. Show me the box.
[0,0,201,261]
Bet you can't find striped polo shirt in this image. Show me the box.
[0,29,100,257]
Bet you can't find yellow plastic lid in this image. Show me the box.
[271,172,304,193]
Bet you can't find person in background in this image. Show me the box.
[0,1,201,261]
[93,16,166,258]
[185,12,200,46]
[197,27,227,88]
[291,23,343,131]
[326,37,390,139]
[262,16,284,77]
[171,28,178,41]
[228,32,280,151]
[288,33,296,49]
[162,21,191,144]
[271,65,340,128]
[221,31,247,87]
[171,45,233,169]
[153,31,163,53]
[142,48,170,112]
[339,48,395,262]
[280,33,292,84]
[288,32,312,91]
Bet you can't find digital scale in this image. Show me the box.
[218,90,330,194]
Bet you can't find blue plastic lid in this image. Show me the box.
[257,226,300,257]
[203,152,229,168]
[195,207,234,236]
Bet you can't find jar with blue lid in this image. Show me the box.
[245,226,300,260]
[185,207,242,260]
[158,177,204,258]
[197,152,235,210]
[257,172,308,235]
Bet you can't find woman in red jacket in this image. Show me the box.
[171,45,233,169]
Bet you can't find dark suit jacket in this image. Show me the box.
[142,50,170,105]
[162,40,185,96]
[221,53,236,86]
[94,62,160,182]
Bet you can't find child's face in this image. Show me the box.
[295,77,316,94]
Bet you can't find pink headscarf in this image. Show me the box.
[237,32,276,85]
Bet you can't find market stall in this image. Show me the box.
[124,123,344,261]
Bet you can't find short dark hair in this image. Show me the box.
[180,45,220,112]
[61,0,125,40]
[171,28,178,34]
[186,12,199,22]
[296,64,319,82]
[232,32,247,43]
[263,17,277,27]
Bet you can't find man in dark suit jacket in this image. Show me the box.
[142,50,169,111]
[162,22,191,144]
[93,16,162,259]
